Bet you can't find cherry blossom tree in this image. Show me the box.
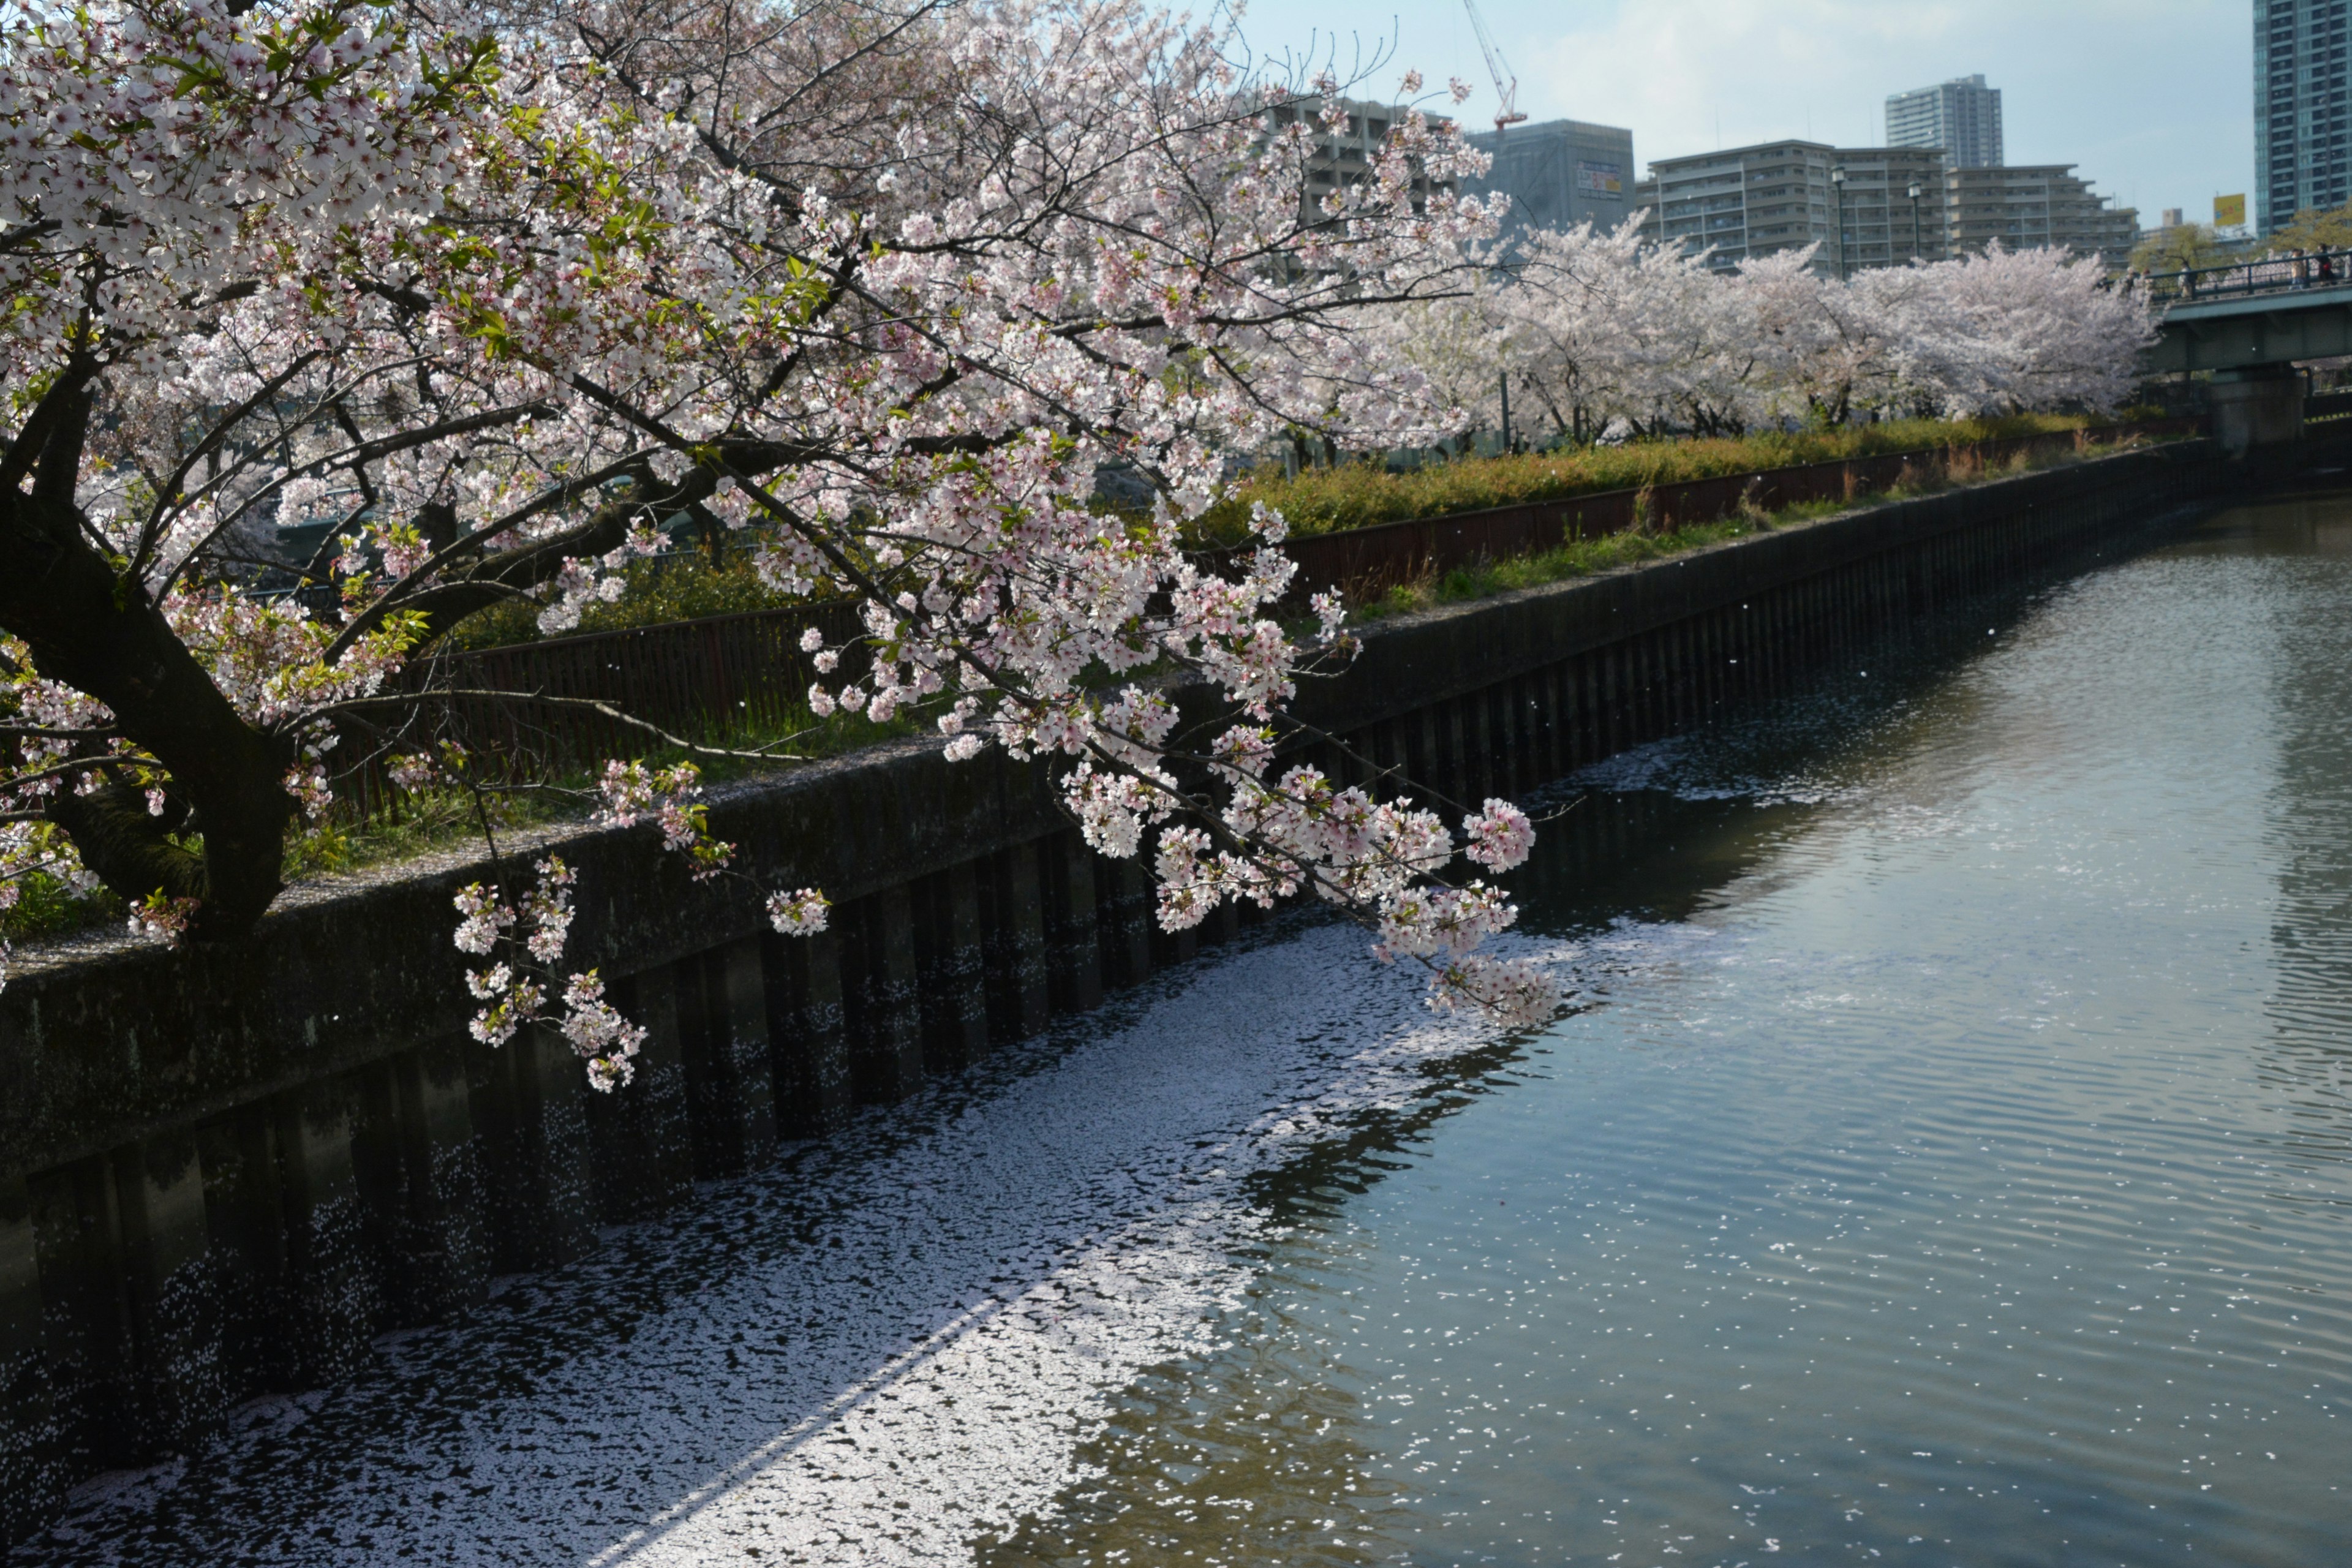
[1356,219,1660,445]
[1490,219,1657,443]
[1406,221,2155,441]
[0,0,497,941]
[1733,241,2152,424]
[1734,247,1896,426]
[0,0,1562,1092]
[1884,244,2156,418]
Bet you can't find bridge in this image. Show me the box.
[2145,254,2352,454]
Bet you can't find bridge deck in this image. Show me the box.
[2151,280,2352,375]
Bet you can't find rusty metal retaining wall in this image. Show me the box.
[0,436,2244,1547]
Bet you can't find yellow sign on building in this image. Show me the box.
[2215,194,2247,228]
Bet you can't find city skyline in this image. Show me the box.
[1226,0,2253,228]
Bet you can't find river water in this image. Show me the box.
[18,492,2352,1566]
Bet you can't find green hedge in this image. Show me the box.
[1191,415,2121,545]
[445,415,2132,651]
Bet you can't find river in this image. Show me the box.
[15,490,2352,1566]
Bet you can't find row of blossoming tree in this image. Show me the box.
[1366,221,2157,445]
[0,0,1566,1090]
[0,0,2162,1094]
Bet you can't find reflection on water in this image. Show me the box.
[2256,500,2352,1175]
[984,492,2352,1568]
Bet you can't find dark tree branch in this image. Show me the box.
[131,350,323,579]
[0,353,99,499]
[44,780,208,907]
[311,687,814,761]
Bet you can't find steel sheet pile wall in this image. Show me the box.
[0,439,2235,1545]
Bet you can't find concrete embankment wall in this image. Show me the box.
[0,438,2237,1543]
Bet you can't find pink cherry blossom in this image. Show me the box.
[0,0,1586,1061]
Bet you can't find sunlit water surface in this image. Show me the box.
[17,494,2352,1567]
[979,493,2352,1568]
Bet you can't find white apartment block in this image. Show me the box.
[1828,148,1952,271]
[1267,97,1452,223]
[1634,140,1841,273]
[1637,140,2136,274]
[1635,141,1945,275]
[1945,165,2139,267]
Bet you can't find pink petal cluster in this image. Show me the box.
[448,858,641,1088]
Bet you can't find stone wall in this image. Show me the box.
[0,437,2236,1544]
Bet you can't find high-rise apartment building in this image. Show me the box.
[1267,97,1455,224]
[1885,75,2005,169]
[1635,140,2135,274]
[2255,0,2352,233]
[1465,119,1638,239]
[1944,165,2140,266]
[1634,140,1841,274]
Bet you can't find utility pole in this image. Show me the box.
[1461,0,1528,141]
[1830,164,1849,279]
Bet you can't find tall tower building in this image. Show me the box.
[1885,75,2004,170]
[2256,0,2352,233]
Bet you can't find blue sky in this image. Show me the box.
[1221,0,2253,225]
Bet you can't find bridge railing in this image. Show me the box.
[2143,249,2352,307]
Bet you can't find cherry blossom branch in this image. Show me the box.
[299,688,817,761]
[130,350,325,580]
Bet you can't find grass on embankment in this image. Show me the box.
[0,697,924,948]
[1343,432,2135,622]
[1193,413,2142,545]
[447,418,2143,651]
[274,699,924,885]
[446,543,818,652]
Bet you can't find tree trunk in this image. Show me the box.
[0,489,292,940]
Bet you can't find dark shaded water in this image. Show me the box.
[981,492,2352,1567]
[18,493,2352,1567]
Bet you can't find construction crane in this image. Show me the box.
[1461,0,1528,140]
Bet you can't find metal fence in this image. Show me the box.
[2145,250,2352,306]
